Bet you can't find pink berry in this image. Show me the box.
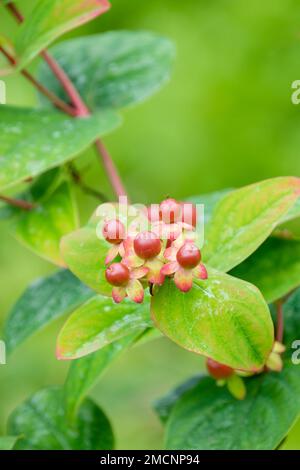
[206,358,234,379]
[105,263,130,286]
[103,219,125,245]
[159,198,181,223]
[176,243,201,268]
[134,231,161,259]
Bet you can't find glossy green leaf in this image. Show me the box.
[154,375,203,424]
[0,106,121,190]
[4,269,93,353]
[11,182,78,265]
[0,436,19,450]
[38,31,175,111]
[162,288,300,450]
[57,294,152,359]
[8,387,114,450]
[64,334,138,421]
[231,237,300,303]
[61,225,111,296]
[151,270,274,371]
[203,177,300,272]
[188,189,232,227]
[164,365,300,450]
[15,0,110,69]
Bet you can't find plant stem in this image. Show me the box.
[67,163,108,202]
[276,299,284,343]
[0,194,35,211]
[6,1,129,200]
[0,46,76,116]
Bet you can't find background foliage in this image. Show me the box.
[1,0,300,449]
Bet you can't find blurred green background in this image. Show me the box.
[1,0,300,449]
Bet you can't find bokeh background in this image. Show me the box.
[1,0,300,449]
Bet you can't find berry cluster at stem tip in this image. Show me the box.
[102,198,208,303]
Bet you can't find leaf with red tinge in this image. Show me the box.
[203,177,300,272]
[151,269,274,372]
[56,294,151,360]
[15,0,111,69]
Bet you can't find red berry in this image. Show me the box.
[159,198,181,223]
[134,231,161,259]
[105,263,130,286]
[103,219,125,244]
[206,358,233,379]
[176,243,201,268]
[181,202,197,227]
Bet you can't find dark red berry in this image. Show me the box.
[159,198,181,223]
[181,202,197,227]
[105,263,130,286]
[134,231,161,259]
[206,358,234,379]
[103,219,125,244]
[176,242,201,268]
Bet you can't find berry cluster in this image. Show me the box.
[102,198,208,303]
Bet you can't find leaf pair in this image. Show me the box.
[156,288,300,450]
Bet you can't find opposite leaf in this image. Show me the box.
[151,270,274,371]
[4,269,93,353]
[203,177,300,272]
[11,181,78,266]
[64,334,139,421]
[38,31,175,111]
[15,0,110,69]
[231,237,300,303]
[0,106,121,190]
[164,366,300,450]
[57,294,152,359]
[8,387,114,450]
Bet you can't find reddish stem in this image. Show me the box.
[41,51,89,117]
[6,1,129,200]
[0,46,76,116]
[0,194,35,211]
[94,140,128,198]
[276,299,284,343]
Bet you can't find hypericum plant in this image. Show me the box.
[1,0,300,451]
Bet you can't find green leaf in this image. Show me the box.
[4,269,93,353]
[230,237,300,303]
[151,271,274,371]
[57,294,152,359]
[11,182,78,265]
[188,189,232,227]
[0,436,19,450]
[15,0,110,69]
[64,334,138,421]
[61,225,111,296]
[8,387,114,450]
[203,177,300,272]
[0,106,121,190]
[154,375,203,424]
[38,31,175,111]
[164,365,300,450]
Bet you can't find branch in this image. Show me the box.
[67,163,108,202]
[0,194,35,211]
[6,1,128,200]
[0,46,76,116]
